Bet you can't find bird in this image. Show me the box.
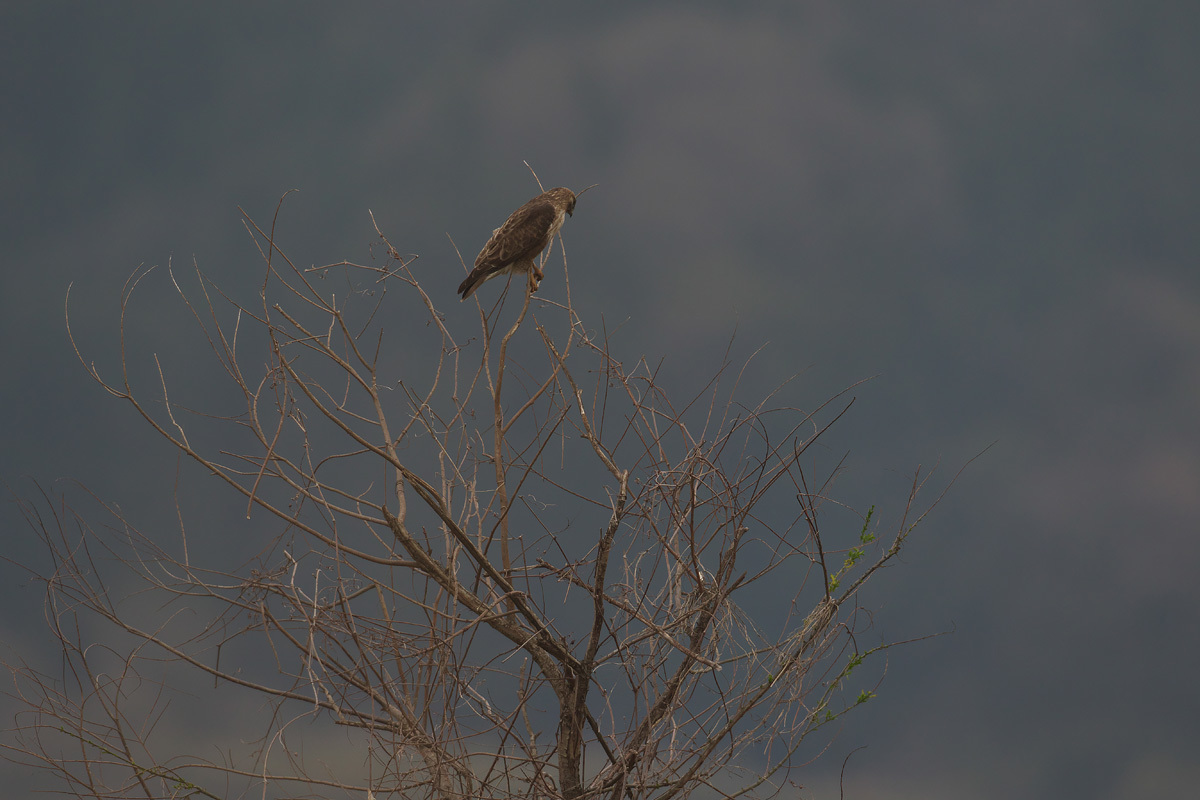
[458,187,576,300]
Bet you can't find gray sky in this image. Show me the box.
[3,3,1199,798]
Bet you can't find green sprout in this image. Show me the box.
[859,505,877,544]
[842,546,864,570]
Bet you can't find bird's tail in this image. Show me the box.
[457,272,483,300]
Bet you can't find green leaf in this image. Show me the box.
[860,505,877,543]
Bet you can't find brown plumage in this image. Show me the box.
[458,187,576,300]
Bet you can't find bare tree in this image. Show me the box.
[4,196,962,800]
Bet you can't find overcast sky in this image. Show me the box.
[3,3,1199,798]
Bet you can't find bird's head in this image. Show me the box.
[548,187,576,216]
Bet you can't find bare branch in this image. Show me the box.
[9,203,971,800]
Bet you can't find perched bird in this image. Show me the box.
[458,187,576,300]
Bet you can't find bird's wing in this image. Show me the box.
[474,198,558,269]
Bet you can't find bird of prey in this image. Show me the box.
[458,187,576,300]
